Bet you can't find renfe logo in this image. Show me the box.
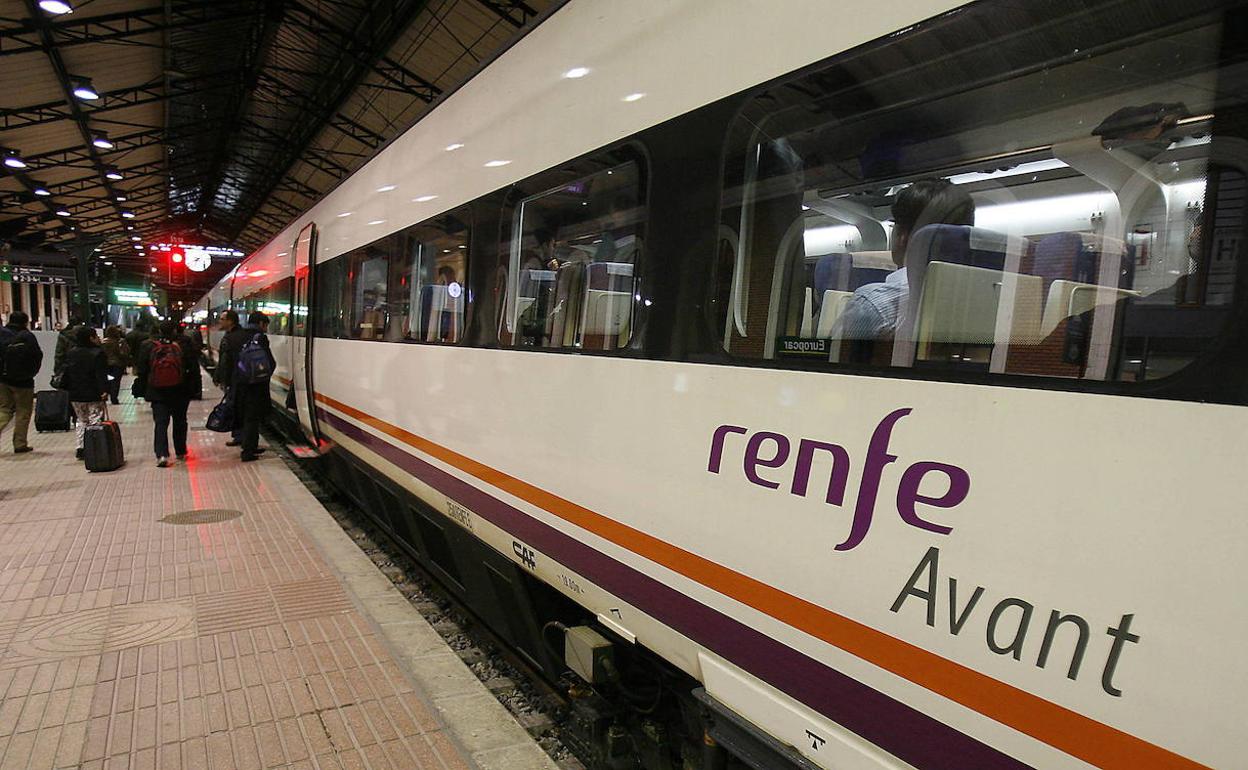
[707,408,970,551]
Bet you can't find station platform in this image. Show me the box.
[0,380,557,770]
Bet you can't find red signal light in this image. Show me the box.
[170,248,185,264]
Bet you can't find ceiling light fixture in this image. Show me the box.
[444,143,464,152]
[336,211,351,218]
[413,195,437,202]
[104,167,123,180]
[367,219,385,226]
[38,0,73,14]
[3,149,27,169]
[563,67,590,79]
[33,184,51,196]
[55,208,71,217]
[376,184,395,192]
[622,92,646,102]
[91,133,113,149]
[130,236,140,241]
[70,76,98,100]
[121,211,135,218]
[483,159,511,168]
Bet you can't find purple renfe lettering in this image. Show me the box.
[743,432,790,490]
[835,408,911,552]
[896,461,969,535]
[707,425,748,473]
[790,439,851,506]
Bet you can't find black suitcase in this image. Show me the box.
[84,420,125,472]
[34,390,72,432]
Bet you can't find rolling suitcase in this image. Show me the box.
[34,390,72,432]
[84,418,124,473]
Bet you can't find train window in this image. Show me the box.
[501,160,646,351]
[719,0,1246,384]
[389,206,470,344]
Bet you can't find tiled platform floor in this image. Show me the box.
[0,376,555,770]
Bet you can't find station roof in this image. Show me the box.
[0,0,553,296]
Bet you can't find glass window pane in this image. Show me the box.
[719,0,1246,384]
[506,161,645,350]
[392,207,470,343]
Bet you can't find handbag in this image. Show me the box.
[50,371,65,390]
[206,391,235,433]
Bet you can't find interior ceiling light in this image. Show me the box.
[70,76,98,101]
[116,196,126,201]
[33,184,51,196]
[104,168,123,180]
[444,143,464,152]
[563,67,590,79]
[55,208,71,217]
[376,184,395,192]
[484,160,511,168]
[121,211,135,218]
[38,0,73,13]
[103,261,112,265]
[622,92,646,102]
[91,133,113,149]
[3,149,27,169]
[413,194,437,202]
[130,236,140,241]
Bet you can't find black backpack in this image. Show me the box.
[0,327,39,381]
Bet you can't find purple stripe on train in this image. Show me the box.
[317,407,1032,770]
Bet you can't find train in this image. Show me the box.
[191,1,1248,768]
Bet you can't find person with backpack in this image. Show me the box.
[0,311,44,454]
[101,326,130,405]
[61,325,109,461]
[136,320,197,467]
[235,311,276,462]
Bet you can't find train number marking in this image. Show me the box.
[445,500,474,532]
[805,730,826,751]
[512,541,537,569]
[558,573,584,594]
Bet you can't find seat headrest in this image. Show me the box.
[905,224,1010,272]
[1032,232,1083,283]
[813,253,848,295]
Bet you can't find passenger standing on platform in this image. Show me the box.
[137,320,197,468]
[124,317,152,374]
[235,311,275,463]
[214,310,249,447]
[60,325,108,461]
[0,311,44,454]
[53,314,85,377]
[101,326,130,405]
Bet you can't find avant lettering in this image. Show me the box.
[890,547,1141,697]
[708,410,969,551]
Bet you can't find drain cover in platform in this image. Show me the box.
[160,508,243,525]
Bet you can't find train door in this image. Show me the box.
[290,223,320,444]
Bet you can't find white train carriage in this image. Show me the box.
[198,1,1248,768]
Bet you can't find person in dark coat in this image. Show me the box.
[0,310,43,454]
[53,314,85,376]
[136,319,198,467]
[213,310,249,446]
[235,311,276,462]
[101,325,130,405]
[124,317,153,372]
[61,325,109,460]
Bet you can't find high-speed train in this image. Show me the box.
[194,1,1248,768]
